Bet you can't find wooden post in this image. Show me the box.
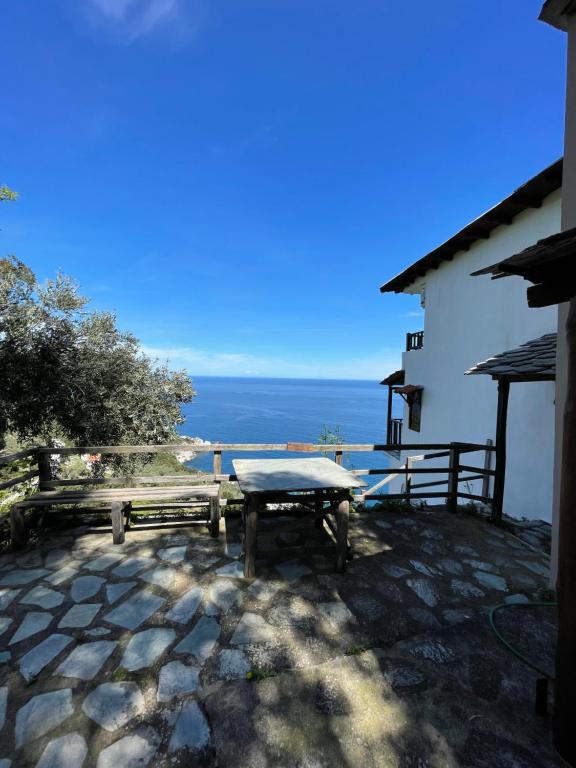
[405,456,413,495]
[10,504,28,549]
[386,385,393,443]
[482,438,494,500]
[554,298,576,763]
[335,494,349,573]
[492,378,510,521]
[213,450,222,480]
[111,501,125,544]
[209,495,220,538]
[314,489,324,530]
[335,450,343,466]
[244,493,259,578]
[37,451,52,491]
[446,443,460,514]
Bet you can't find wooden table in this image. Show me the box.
[232,457,366,578]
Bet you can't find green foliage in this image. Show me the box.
[0,256,195,455]
[319,423,344,447]
[0,186,18,203]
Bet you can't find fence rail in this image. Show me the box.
[1,439,498,516]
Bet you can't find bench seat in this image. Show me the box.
[11,484,221,548]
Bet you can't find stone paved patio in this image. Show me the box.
[0,507,563,767]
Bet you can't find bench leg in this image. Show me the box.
[244,493,259,578]
[335,496,349,573]
[209,496,220,538]
[10,505,28,550]
[111,501,125,544]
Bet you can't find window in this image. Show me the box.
[408,388,422,432]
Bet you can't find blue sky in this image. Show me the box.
[0,0,566,379]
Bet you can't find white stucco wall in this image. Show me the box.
[391,189,561,522]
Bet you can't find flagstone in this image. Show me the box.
[175,616,220,660]
[474,571,508,592]
[225,542,243,558]
[230,612,275,645]
[409,560,440,577]
[44,550,71,569]
[438,559,463,575]
[71,575,105,603]
[381,565,411,579]
[15,689,74,749]
[106,581,136,604]
[406,578,439,608]
[165,586,202,624]
[318,601,354,625]
[0,617,12,637]
[169,700,210,753]
[140,566,178,590]
[157,546,186,563]
[85,553,126,572]
[84,627,112,637]
[19,634,74,682]
[157,660,200,702]
[112,557,155,579]
[504,593,530,604]
[82,682,145,731]
[464,559,497,573]
[105,589,166,630]
[275,560,313,581]
[96,730,159,768]
[20,585,64,609]
[120,628,176,671]
[0,588,20,610]
[205,580,242,616]
[215,561,245,578]
[247,580,283,603]
[36,732,88,768]
[218,649,250,680]
[522,560,549,577]
[10,612,52,644]
[0,686,6,730]
[0,568,49,586]
[55,640,117,680]
[193,554,221,570]
[58,603,101,629]
[0,652,11,663]
[44,566,78,586]
[451,579,486,599]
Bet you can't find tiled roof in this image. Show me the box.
[380,159,562,294]
[465,333,557,381]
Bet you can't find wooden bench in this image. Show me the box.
[11,482,221,548]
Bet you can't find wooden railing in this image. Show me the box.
[387,418,403,445]
[406,330,424,351]
[1,440,498,517]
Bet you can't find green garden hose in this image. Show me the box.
[488,601,557,680]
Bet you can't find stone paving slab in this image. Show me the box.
[0,507,560,767]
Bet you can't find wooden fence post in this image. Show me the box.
[482,438,494,500]
[335,450,343,466]
[405,456,413,495]
[213,450,222,480]
[492,378,510,521]
[447,443,460,514]
[37,451,52,491]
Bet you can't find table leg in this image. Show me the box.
[244,493,259,578]
[314,490,324,530]
[335,495,349,573]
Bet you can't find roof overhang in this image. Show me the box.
[466,333,557,382]
[380,369,405,386]
[539,0,576,30]
[393,384,423,394]
[471,225,576,307]
[380,159,562,295]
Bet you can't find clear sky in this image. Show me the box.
[0,0,566,380]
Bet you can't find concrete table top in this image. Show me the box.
[232,457,366,495]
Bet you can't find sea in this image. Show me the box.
[179,376,402,476]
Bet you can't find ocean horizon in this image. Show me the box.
[179,376,402,475]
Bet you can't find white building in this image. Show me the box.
[380,159,562,522]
